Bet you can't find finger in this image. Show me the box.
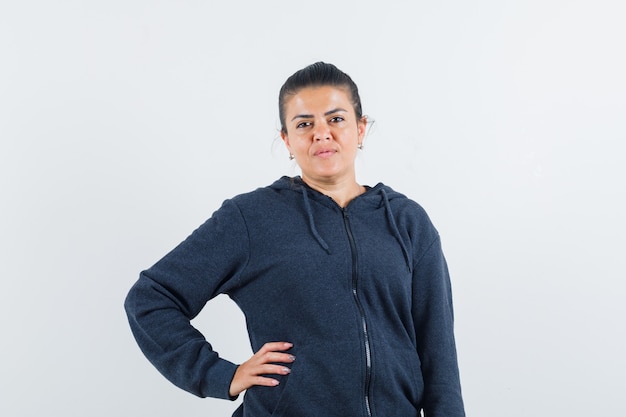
[255,364,292,376]
[230,372,280,397]
[250,375,281,387]
[259,351,296,364]
[230,363,286,396]
[258,341,293,354]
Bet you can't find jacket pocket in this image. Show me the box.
[268,342,364,417]
[269,351,304,417]
[370,346,423,415]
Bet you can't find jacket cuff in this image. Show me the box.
[201,359,240,400]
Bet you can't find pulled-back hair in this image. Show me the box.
[279,62,363,134]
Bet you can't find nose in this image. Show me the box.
[313,121,331,141]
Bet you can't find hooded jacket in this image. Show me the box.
[124,176,465,417]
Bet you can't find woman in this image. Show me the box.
[125,62,465,416]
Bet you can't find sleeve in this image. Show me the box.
[124,199,250,399]
[412,235,466,417]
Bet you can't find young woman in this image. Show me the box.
[125,62,465,417]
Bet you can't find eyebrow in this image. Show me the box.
[290,107,348,122]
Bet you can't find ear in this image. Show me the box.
[357,116,367,142]
[280,130,292,153]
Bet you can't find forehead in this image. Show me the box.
[284,86,353,116]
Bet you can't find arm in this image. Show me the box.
[124,199,249,399]
[412,236,465,417]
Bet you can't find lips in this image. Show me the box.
[314,149,337,158]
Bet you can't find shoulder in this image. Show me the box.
[372,183,431,219]
[229,177,294,205]
[372,183,440,242]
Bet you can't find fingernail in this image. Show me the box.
[283,367,291,374]
[288,355,296,361]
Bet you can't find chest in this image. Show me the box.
[241,205,413,304]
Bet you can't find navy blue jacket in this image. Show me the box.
[125,176,465,416]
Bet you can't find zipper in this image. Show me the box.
[342,209,373,417]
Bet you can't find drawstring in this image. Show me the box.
[297,180,411,268]
[381,189,413,273]
[301,186,331,254]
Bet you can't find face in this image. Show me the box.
[281,86,366,185]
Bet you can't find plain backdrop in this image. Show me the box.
[1,1,625,416]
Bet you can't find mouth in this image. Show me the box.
[314,149,337,158]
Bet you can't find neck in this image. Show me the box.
[301,175,365,208]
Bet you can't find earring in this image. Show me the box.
[358,143,364,150]
[289,154,295,160]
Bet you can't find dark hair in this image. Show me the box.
[279,62,363,134]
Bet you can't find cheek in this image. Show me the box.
[292,134,311,147]
[284,133,302,149]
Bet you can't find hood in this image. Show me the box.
[269,176,413,272]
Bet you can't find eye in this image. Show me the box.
[329,116,345,123]
[296,121,312,129]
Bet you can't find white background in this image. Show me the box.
[1,1,625,416]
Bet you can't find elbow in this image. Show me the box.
[123,279,142,321]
